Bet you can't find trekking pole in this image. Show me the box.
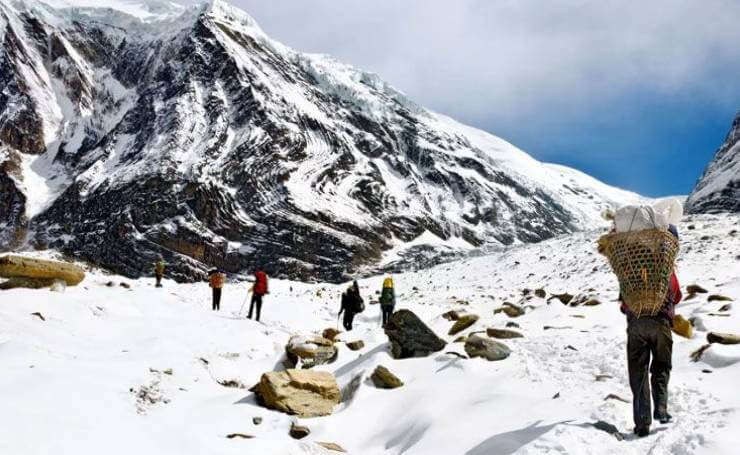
[238,290,250,316]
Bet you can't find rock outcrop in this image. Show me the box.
[0,255,85,289]
[371,365,404,389]
[285,336,338,369]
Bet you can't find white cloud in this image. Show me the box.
[232,0,740,126]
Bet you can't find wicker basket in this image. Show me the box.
[598,229,679,317]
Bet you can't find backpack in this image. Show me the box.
[380,287,395,307]
[348,289,365,313]
[383,277,394,289]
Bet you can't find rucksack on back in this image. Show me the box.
[383,277,394,289]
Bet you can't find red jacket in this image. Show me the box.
[621,272,682,322]
[254,271,268,295]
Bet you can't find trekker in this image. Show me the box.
[247,267,268,322]
[379,276,396,327]
[621,224,682,437]
[154,258,165,288]
[339,280,364,331]
[208,269,225,311]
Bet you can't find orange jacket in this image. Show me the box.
[209,273,225,289]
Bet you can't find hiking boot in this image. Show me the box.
[633,426,650,437]
[654,412,672,424]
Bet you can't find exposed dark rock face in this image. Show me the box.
[687,113,740,214]
[385,309,446,359]
[0,1,636,281]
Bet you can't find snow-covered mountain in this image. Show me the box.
[0,0,644,281]
[686,112,740,214]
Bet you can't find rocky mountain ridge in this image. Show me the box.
[0,0,643,282]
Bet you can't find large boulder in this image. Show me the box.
[385,309,447,359]
[285,336,338,369]
[0,255,85,288]
[465,334,511,361]
[707,332,740,345]
[253,369,340,418]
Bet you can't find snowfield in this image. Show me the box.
[1,214,739,455]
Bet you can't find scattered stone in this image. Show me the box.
[522,288,532,296]
[552,392,560,399]
[583,299,602,306]
[317,442,347,452]
[322,328,341,341]
[448,314,479,335]
[707,332,740,345]
[163,368,173,376]
[453,336,467,343]
[199,357,209,365]
[456,300,470,306]
[218,379,246,389]
[486,328,523,339]
[690,344,711,362]
[549,293,574,305]
[253,417,262,425]
[285,336,339,369]
[543,326,573,331]
[495,302,524,318]
[708,295,733,302]
[385,310,447,359]
[30,312,45,321]
[505,321,520,329]
[534,288,547,299]
[120,282,131,289]
[604,394,630,403]
[346,340,365,351]
[707,313,731,317]
[719,303,732,312]
[464,334,511,361]
[702,369,713,374]
[106,281,115,287]
[565,345,579,351]
[289,423,310,440]
[444,351,468,359]
[687,284,708,294]
[226,433,254,439]
[570,315,586,319]
[595,374,613,382]
[371,365,404,389]
[442,310,460,321]
[253,369,340,418]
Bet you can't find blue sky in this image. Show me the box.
[234,0,740,198]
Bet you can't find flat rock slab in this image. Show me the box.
[487,328,524,339]
[254,369,340,418]
[0,255,85,286]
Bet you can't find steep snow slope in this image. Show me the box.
[686,112,740,214]
[1,213,738,454]
[1,0,644,282]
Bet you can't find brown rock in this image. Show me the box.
[317,442,346,452]
[719,303,732,312]
[371,365,404,389]
[448,314,479,335]
[686,284,708,294]
[0,255,85,286]
[322,328,341,341]
[226,433,254,439]
[346,340,365,351]
[486,328,523,339]
[453,336,467,343]
[289,423,310,439]
[442,310,460,321]
[495,303,524,318]
[254,369,340,418]
[549,293,574,305]
[583,299,602,306]
[707,332,740,345]
[464,334,511,361]
[534,289,547,299]
[285,336,338,369]
[708,295,733,303]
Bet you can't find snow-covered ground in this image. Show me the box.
[1,213,739,454]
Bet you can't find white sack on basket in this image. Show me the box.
[614,205,669,232]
